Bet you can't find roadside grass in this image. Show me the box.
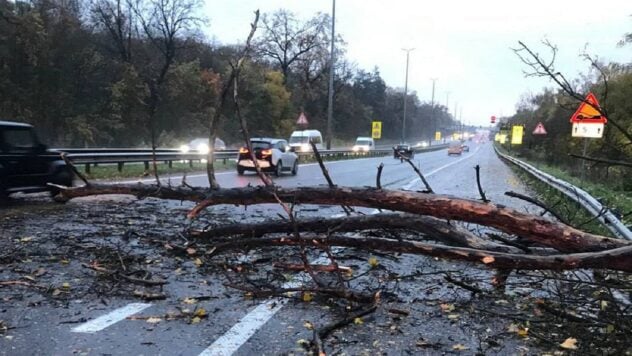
[83,161,235,180]
[495,144,631,235]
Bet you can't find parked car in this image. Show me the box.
[352,137,375,151]
[237,138,298,176]
[0,120,73,199]
[180,137,226,154]
[448,142,464,156]
[393,144,414,161]
[289,130,323,152]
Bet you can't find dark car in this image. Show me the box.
[393,144,414,161]
[0,120,73,199]
[237,138,298,176]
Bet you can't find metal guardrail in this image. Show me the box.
[495,147,632,240]
[55,144,449,174]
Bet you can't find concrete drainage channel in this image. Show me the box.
[495,146,632,240]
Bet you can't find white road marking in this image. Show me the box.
[198,260,324,356]
[71,303,152,333]
[402,146,480,190]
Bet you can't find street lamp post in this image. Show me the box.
[325,0,336,149]
[402,48,414,143]
[429,78,437,145]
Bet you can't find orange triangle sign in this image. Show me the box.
[570,92,606,123]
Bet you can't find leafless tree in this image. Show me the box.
[257,10,329,84]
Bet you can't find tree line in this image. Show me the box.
[0,0,458,148]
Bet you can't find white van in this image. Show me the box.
[352,136,375,151]
[289,130,323,152]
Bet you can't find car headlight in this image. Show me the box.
[197,143,210,154]
[179,144,190,153]
[300,143,310,151]
[352,146,359,151]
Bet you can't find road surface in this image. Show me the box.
[0,142,541,355]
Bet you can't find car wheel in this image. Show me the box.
[275,160,283,177]
[291,160,298,175]
[237,166,245,175]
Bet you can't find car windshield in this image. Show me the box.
[449,142,461,148]
[356,140,371,145]
[396,145,409,149]
[289,136,309,144]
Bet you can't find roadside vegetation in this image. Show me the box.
[0,0,459,149]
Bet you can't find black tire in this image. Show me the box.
[291,160,298,175]
[237,166,245,175]
[274,160,283,177]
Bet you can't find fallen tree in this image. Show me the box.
[58,184,629,253]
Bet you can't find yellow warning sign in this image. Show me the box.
[435,131,441,141]
[371,121,382,139]
[511,125,523,144]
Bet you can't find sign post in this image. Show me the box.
[296,112,309,126]
[371,121,382,139]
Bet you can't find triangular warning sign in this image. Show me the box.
[533,122,547,135]
[296,112,309,125]
[570,92,606,123]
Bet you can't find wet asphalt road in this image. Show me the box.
[1,142,541,356]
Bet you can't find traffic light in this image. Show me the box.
[491,115,496,124]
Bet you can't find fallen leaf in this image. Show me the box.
[146,317,161,324]
[33,268,47,277]
[560,337,577,350]
[193,258,203,267]
[19,237,33,243]
[60,259,70,265]
[303,321,314,330]
[517,327,529,337]
[447,314,460,320]
[482,256,495,264]
[368,256,379,268]
[606,324,615,334]
[452,344,469,351]
[182,298,197,305]
[353,317,363,325]
[600,300,608,310]
[62,282,71,290]
[186,247,196,255]
[51,289,61,296]
[194,308,207,317]
[302,292,313,302]
[190,316,201,324]
[440,303,455,313]
[296,339,310,346]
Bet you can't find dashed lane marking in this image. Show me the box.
[71,303,152,333]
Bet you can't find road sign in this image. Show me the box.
[570,92,607,138]
[511,125,523,144]
[491,115,496,124]
[435,131,441,141]
[533,122,547,135]
[371,121,382,139]
[296,112,309,125]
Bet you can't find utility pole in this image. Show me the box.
[445,91,450,113]
[429,78,437,145]
[325,0,336,149]
[453,102,458,139]
[401,48,415,143]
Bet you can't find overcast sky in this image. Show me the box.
[202,0,631,126]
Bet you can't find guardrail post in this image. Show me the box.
[144,161,149,170]
[84,163,90,174]
[117,162,124,172]
[168,160,172,168]
[189,160,193,168]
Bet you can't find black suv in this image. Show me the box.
[0,120,73,199]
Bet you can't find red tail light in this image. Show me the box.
[239,147,249,154]
[261,149,272,156]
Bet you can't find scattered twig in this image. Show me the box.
[444,273,483,294]
[376,163,384,189]
[474,165,489,203]
[505,191,569,225]
[394,149,433,193]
